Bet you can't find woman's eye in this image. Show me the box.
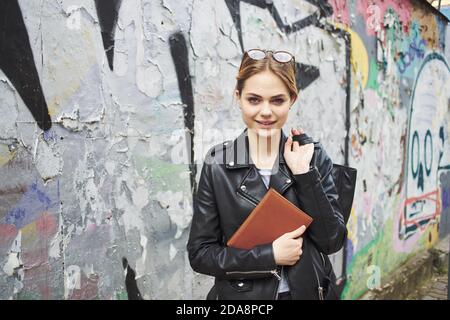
[272,99,284,105]
[248,97,260,104]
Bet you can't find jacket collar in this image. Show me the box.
[224,127,288,170]
[225,127,294,203]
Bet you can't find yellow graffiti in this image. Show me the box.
[333,22,369,89]
[411,7,439,50]
[425,191,441,250]
[347,206,358,249]
[47,28,97,117]
[425,223,440,250]
[21,221,38,246]
[0,144,15,167]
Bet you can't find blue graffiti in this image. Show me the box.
[43,129,58,143]
[5,208,26,225]
[29,182,52,209]
[443,187,450,210]
[3,181,58,229]
[397,30,426,74]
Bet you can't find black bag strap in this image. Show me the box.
[292,133,317,169]
[292,132,357,225]
[292,133,314,146]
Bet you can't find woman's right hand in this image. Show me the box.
[272,225,306,265]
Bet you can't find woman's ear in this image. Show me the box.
[290,94,297,107]
[235,90,242,109]
[234,90,240,101]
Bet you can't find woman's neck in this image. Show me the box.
[247,128,281,169]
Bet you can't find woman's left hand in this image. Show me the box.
[283,128,314,175]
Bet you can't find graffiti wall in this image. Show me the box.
[0,0,448,299]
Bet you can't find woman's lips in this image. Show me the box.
[256,120,276,128]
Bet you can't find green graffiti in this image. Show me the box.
[342,216,407,299]
[134,155,189,192]
[16,290,41,300]
[341,227,384,299]
[367,59,380,90]
[115,290,129,300]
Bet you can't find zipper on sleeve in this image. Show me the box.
[271,268,282,280]
[312,263,324,300]
[320,252,326,267]
[273,266,282,300]
[318,286,324,300]
[226,268,282,299]
[225,269,280,278]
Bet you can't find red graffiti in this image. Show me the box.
[68,272,99,300]
[358,0,413,36]
[0,224,18,245]
[329,0,350,26]
[400,189,441,237]
[35,212,58,237]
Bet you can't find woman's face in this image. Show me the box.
[235,69,293,139]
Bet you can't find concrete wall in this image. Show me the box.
[0,0,448,299]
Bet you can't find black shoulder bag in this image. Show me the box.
[293,133,357,300]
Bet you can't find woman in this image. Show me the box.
[187,49,347,300]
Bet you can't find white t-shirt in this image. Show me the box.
[257,168,290,294]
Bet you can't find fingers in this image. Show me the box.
[291,127,304,135]
[294,241,304,263]
[297,225,307,237]
[292,139,300,152]
[286,225,306,239]
[287,245,303,266]
[286,127,306,153]
[284,135,292,153]
[290,128,301,151]
[274,234,305,266]
[294,237,303,254]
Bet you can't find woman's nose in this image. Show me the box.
[260,101,272,115]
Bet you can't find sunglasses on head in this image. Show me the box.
[246,49,295,64]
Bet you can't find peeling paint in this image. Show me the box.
[2,231,22,277]
[156,190,192,239]
[34,135,63,181]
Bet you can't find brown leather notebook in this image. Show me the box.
[227,187,313,250]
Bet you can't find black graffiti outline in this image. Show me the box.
[169,32,197,200]
[94,0,123,71]
[438,126,450,170]
[122,258,143,300]
[424,129,433,176]
[0,0,123,131]
[411,131,420,179]
[0,0,52,131]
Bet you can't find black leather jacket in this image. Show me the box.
[187,128,347,300]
